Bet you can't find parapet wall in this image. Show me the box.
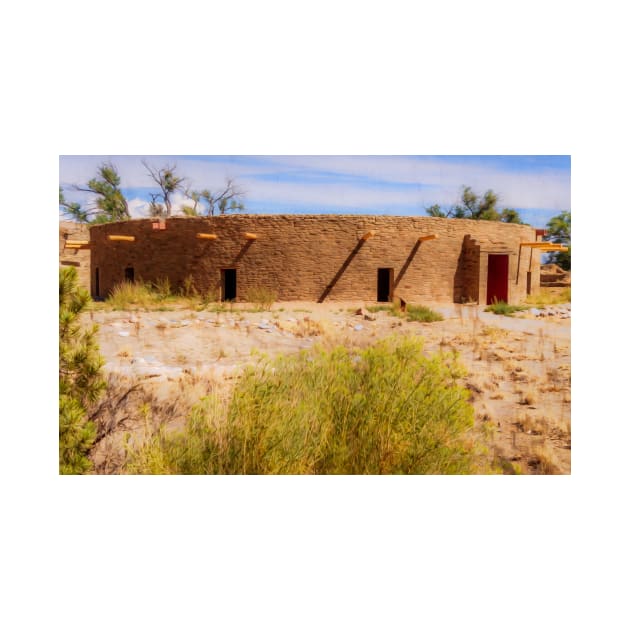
[89,215,539,304]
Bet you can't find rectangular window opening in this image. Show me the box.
[124,266,135,283]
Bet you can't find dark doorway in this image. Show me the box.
[222,269,237,301]
[377,268,393,302]
[94,268,100,297]
[124,266,135,283]
[486,254,509,304]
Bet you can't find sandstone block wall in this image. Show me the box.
[59,221,90,290]
[89,215,540,304]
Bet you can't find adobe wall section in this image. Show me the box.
[59,221,90,290]
[90,215,539,303]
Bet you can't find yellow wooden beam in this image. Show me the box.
[360,230,376,241]
[65,240,89,246]
[108,235,135,242]
[539,246,568,252]
[418,234,438,242]
[65,244,91,250]
[244,232,257,240]
[196,233,218,240]
[520,242,554,248]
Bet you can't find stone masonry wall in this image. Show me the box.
[89,215,539,303]
[59,221,90,290]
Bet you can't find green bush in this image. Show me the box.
[406,304,443,322]
[59,267,105,474]
[484,301,527,317]
[107,281,155,310]
[127,336,482,474]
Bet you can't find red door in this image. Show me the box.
[487,254,509,304]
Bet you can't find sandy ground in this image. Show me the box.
[88,300,571,474]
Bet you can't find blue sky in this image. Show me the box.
[59,155,570,227]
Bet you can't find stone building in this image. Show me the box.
[82,215,543,304]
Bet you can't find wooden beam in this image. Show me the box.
[243,232,257,240]
[539,246,568,252]
[360,230,376,241]
[196,233,218,240]
[65,244,91,250]
[520,242,555,248]
[418,234,437,242]
[108,235,135,242]
[65,240,89,246]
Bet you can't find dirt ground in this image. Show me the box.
[88,300,571,474]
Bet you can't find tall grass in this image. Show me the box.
[127,336,485,474]
[366,303,443,322]
[524,287,571,306]
[244,285,278,311]
[107,282,155,310]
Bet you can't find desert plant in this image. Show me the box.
[405,304,443,322]
[126,336,485,474]
[107,281,154,310]
[484,301,527,317]
[245,285,278,311]
[152,276,172,300]
[59,267,106,473]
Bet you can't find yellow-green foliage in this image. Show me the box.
[107,281,155,309]
[524,287,571,306]
[127,336,481,474]
[59,267,105,474]
[245,285,278,311]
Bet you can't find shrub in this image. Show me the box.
[107,281,154,310]
[126,336,483,474]
[484,301,527,317]
[406,304,443,322]
[59,267,105,474]
[245,285,278,311]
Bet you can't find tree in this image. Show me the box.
[182,178,246,216]
[142,161,187,217]
[425,185,524,224]
[544,210,571,270]
[59,187,88,222]
[59,267,105,473]
[66,162,130,223]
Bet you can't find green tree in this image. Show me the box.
[545,210,571,270]
[67,162,130,223]
[59,267,105,474]
[425,186,524,224]
[59,187,88,222]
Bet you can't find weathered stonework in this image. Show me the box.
[88,215,541,304]
[59,221,91,290]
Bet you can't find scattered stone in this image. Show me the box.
[355,307,367,316]
[364,314,376,321]
[118,331,130,337]
[353,324,364,331]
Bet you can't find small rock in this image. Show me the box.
[355,308,367,316]
[353,324,364,331]
[364,314,376,321]
[118,331,130,337]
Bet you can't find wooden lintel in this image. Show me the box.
[360,230,376,241]
[243,232,257,240]
[539,246,568,252]
[65,240,89,246]
[418,234,437,242]
[65,244,91,250]
[108,235,135,242]
[196,233,218,240]
[519,242,555,248]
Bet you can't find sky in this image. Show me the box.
[59,155,570,228]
